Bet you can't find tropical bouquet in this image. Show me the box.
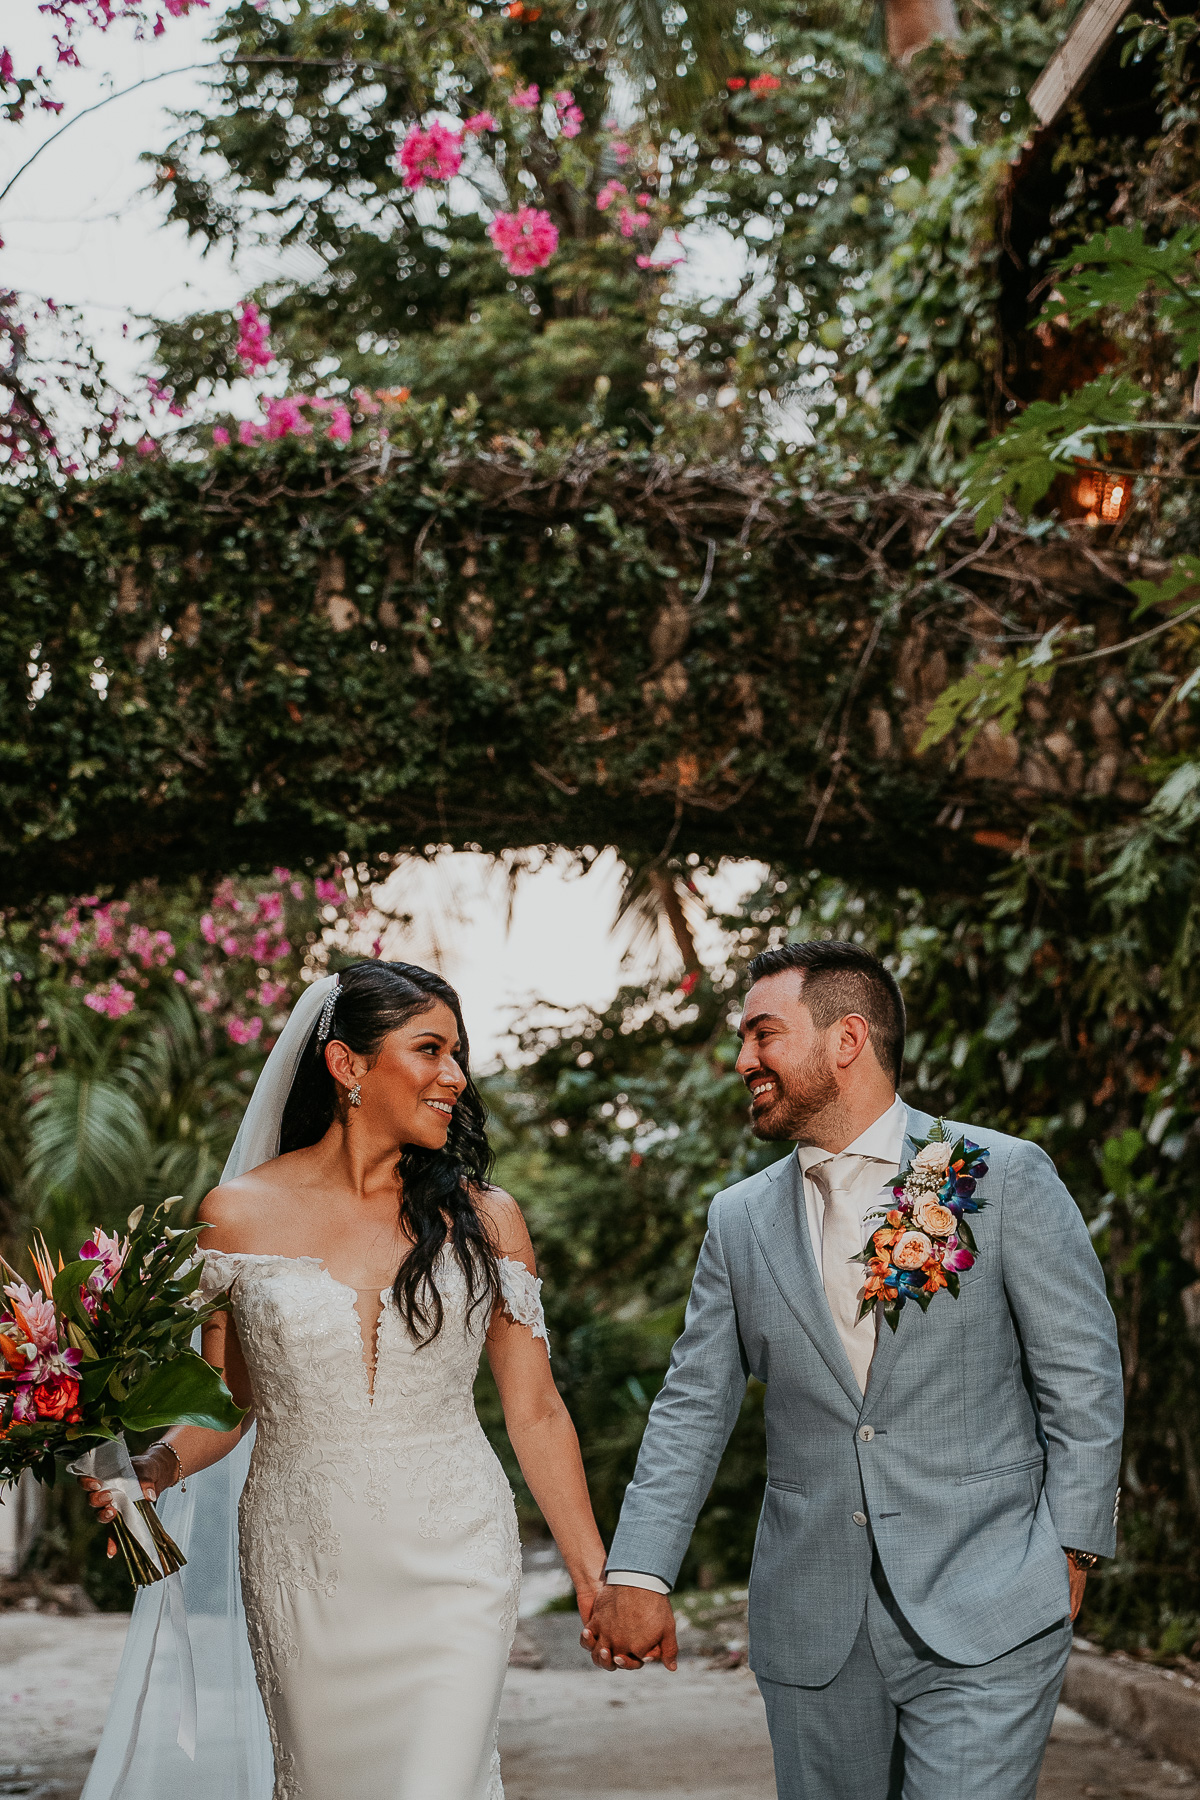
[854,1122,991,1331]
[0,1199,244,1585]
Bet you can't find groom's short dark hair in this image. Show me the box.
[747,941,906,1084]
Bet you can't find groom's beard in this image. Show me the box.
[749,1050,839,1142]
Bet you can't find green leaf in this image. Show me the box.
[1046,224,1200,366]
[51,1258,103,1335]
[117,1349,245,1433]
[1127,553,1200,620]
[956,377,1143,532]
[917,639,1058,756]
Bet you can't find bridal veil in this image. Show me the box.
[80,972,338,1799]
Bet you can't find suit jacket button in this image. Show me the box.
[852,1511,868,1526]
[858,1425,875,1443]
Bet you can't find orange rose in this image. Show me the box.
[32,1373,80,1421]
[913,1198,955,1237]
[893,1230,933,1270]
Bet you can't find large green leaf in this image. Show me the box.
[118,1350,245,1433]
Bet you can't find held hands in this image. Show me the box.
[580,1583,678,1672]
[77,1446,174,1559]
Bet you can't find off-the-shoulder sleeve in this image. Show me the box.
[497,1257,550,1355]
[198,1250,247,1301]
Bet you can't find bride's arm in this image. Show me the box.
[80,1189,257,1531]
[482,1191,607,1623]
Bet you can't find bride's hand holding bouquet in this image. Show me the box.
[0,1199,245,1586]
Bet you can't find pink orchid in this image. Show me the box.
[79,1229,127,1288]
[397,121,463,189]
[509,82,539,110]
[487,206,559,275]
[942,1237,976,1275]
[236,300,273,373]
[596,179,626,212]
[463,112,498,135]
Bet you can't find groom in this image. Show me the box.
[583,941,1124,1799]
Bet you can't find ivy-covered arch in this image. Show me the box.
[2,431,1159,905]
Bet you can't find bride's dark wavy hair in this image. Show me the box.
[279,961,500,1346]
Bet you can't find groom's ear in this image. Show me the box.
[830,1011,873,1070]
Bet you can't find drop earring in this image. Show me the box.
[349,1083,362,1108]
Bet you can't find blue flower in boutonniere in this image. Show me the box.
[853,1120,990,1332]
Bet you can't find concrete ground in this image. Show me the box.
[0,1613,1195,1799]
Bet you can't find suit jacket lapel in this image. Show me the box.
[862,1101,934,1411]
[745,1152,863,1412]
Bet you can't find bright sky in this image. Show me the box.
[1,7,772,1061]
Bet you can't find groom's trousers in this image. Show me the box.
[756,1564,1072,1800]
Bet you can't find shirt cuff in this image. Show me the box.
[605,1569,671,1595]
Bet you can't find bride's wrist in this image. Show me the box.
[147,1441,184,1491]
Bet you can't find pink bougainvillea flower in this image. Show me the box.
[554,90,584,137]
[596,179,626,212]
[397,120,463,188]
[618,206,651,237]
[611,139,631,162]
[257,891,283,923]
[263,395,312,440]
[227,1016,264,1046]
[509,82,539,110]
[487,206,559,275]
[462,112,498,135]
[236,300,272,373]
[238,419,263,446]
[325,403,353,443]
[726,76,746,89]
[748,71,781,92]
[315,877,341,901]
[636,192,653,206]
[135,436,155,456]
[352,387,381,415]
[212,425,230,446]
[0,49,14,87]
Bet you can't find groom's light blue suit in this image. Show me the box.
[607,1104,1124,1798]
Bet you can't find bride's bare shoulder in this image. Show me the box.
[198,1151,313,1252]
[474,1184,534,1268]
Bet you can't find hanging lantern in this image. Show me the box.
[1074,470,1129,525]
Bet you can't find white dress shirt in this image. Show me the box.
[606,1094,908,1596]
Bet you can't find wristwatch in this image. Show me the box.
[1064,1547,1101,1572]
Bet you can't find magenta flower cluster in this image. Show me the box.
[487,205,559,275]
[236,301,272,374]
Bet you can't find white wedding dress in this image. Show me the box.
[197,1246,545,1800]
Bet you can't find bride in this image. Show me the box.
[79,961,607,1800]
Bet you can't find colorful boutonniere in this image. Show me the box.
[852,1121,990,1332]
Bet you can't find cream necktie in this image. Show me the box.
[812,1157,876,1394]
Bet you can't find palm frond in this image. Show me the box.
[25,1070,154,1215]
[591,0,747,122]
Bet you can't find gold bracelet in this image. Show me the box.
[154,1440,186,1492]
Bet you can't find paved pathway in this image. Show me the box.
[0,1615,1195,1798]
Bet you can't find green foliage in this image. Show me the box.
[916,631,1059,755]
[1044,223,1200,369]
[956,375,1144,530]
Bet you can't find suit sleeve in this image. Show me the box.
[606,1196,751,1588]
[1000,1139,1124,1558]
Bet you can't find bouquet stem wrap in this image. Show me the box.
[68,1436,197,1762]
